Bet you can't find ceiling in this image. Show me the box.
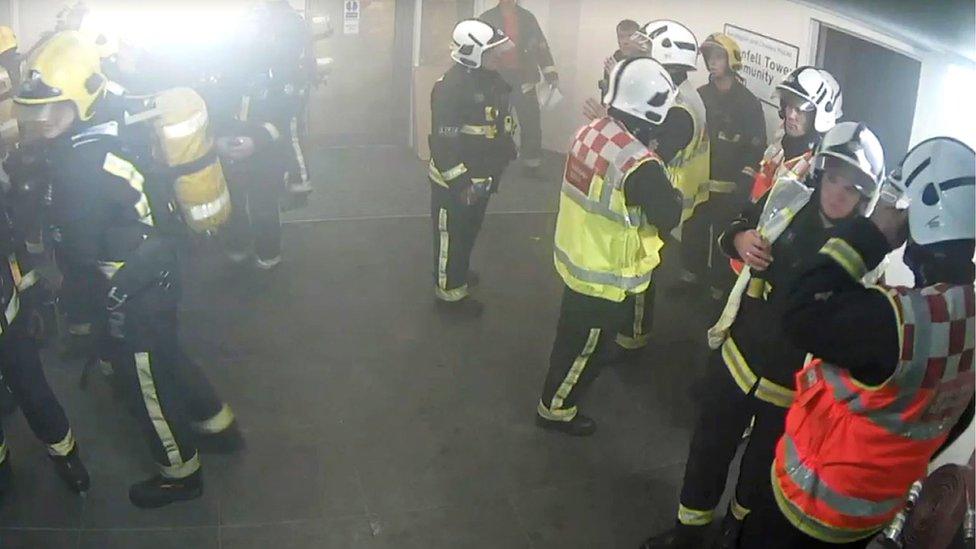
[794,0,976,61]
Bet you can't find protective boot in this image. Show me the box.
[711,511,744,549]
[639,524,707,549]
[435,297,484,319]
[535,412,597,437]
[129,470,203,509]
[49,445,90,494]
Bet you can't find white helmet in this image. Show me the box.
[604,57,677,125]
[450,19,511,69]
[814,121,885,210]
[634,20,698,71]
[775,66,842,133]
[882,137,975,245]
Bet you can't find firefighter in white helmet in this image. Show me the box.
[535,57,687,436]
[427,19,517,317]
[642,122,885,548]
[742,138,976,547]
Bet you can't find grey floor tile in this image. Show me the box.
[0,436,85,528]
[220,516,379,549]
[371,498,533,549]
[0,528,79,549]
[79,527,218,549]
[510,464,685,549]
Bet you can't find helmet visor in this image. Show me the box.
[16,72,63,103]
[13,101,58,122]
[778,90,815,113]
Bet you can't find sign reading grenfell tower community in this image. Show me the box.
[724,24,800,107]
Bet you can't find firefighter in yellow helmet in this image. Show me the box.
[14,31,240,508]
[679,32,767,301]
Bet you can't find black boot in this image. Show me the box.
[640,524,707,549]
[435,298,484,319]
[712,511,744,549]
[49,446,90,494]
[535,413,597,436]
[129,470,203,509]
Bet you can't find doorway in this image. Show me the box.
[815,23,922,168]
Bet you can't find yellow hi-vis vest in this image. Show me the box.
[668,81,711,223]
[554,117,666,303]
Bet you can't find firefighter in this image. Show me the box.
[640,122,885,548]
[536,57,687,436]
[739,138,976,548]
[14,31,238,508]
[210,4,294,270]
[598,19,643,97]
[480,0,558,178]
[683,33,766,301]
[428,19,517,317]
[615,19,707,351]
[0,175,90,502]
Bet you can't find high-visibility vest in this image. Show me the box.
[667,81,710,223]
[772,282,976,544]
[554,117,666,303]
[729,141,814,274]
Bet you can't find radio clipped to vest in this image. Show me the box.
[126,87,231,234]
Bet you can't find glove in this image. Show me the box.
[460,178,492,206]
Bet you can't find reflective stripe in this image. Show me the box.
[188,187,231,222]
[437,208,449,292]
[103,152,153,226]
[772,463,884,544]
[677,504,714,526]
[161,452,201,480]
[537,399,576,421]
[553,245,652,292]
[428,160,468,187]
[435,284,469,302]
[17,269,40,292]
[289,117,309,183]
[192,403,235,434]
[460,124,497,138]
[821,238,867,280]
[263,123,281,141]
[0,441,6,464]
[134,352,187,473]
[47,429,76,457]
[98,261,124,280]
[542,65,558,75]
[755,378,795,408]
[560,181,630,225]
[617,292,649,350]
[550,328,601,412]
[731,495,750,520]
[780,435,903,518]
[708,179,738,193]
[162,110,207,140]
[721,337,759,395]
[237,96,250,121]
[3,291,19,327]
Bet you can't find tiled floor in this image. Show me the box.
[0,147,733,548]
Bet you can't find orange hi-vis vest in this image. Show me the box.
[729,142,814,274]
[772,283,976,544]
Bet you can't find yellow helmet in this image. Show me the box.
[0,26,16,55]
[14,31,105,121]
[700,32,742,72]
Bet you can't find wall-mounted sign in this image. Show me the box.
[344,0,360,35]
[724,24,800,107]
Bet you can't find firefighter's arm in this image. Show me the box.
[718,192,766,259]
[528,12,557,82]
[428,81,471,191]
[624,161,683,235]
[783,216,900,384]
[108,232,179,304]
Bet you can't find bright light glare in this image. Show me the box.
[82,6,251,50]
[939,63,976,149]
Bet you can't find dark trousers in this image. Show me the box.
[0,317,71,454]
[538,287,630,419]
[57,251,100,329]
[677,351,787,525]
[510,87,542,165]
[740,489,872,549]
[109,299,223,478]
[430,183,489,301]
[680,193,739,292]
[615,281,657,350]
[225,168,283,261]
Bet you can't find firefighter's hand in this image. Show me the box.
[216,136,256,161]
[870,199,909,250]
[734,230,773,271]
[583,98,607,121]
[603,56,616,75]
[544,71,559,86]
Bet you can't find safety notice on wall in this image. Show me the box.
[344,0,360,35]
[724,24,799,107]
